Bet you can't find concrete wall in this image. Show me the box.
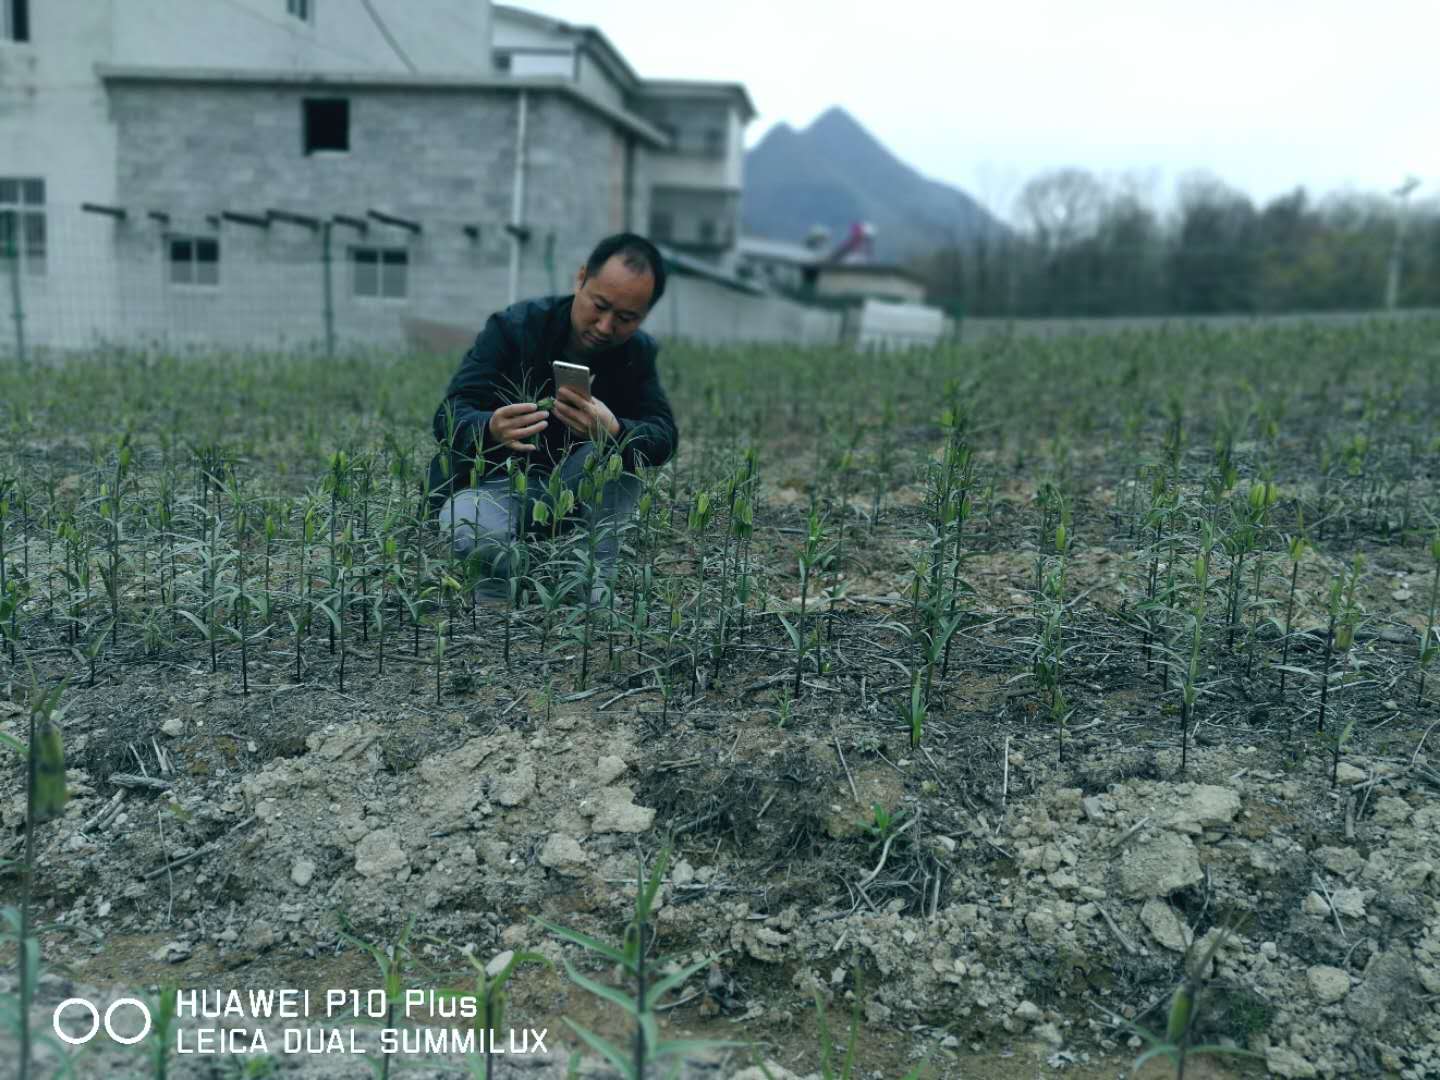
[95,82,619,349]
[659,277,841,347]
[633,97,743,190]
[650,187,738,250]
[112,0,494,75]
[510,52,572,78]
[646,152,740,192]
[641,94,744,193]
[522,92,627,274]
[629,142,654,239]
[575,49,627,113]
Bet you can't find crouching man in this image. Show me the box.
[428,233,678,601]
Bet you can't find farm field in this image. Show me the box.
[1,319,1439,1080]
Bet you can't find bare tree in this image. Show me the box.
[1015,168,1107,253]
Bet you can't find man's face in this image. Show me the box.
[570,256,654,355]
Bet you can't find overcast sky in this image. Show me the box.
[521,0,1437,222]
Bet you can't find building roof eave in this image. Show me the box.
[737,235,821,266]
[577,30,642,93]
[492,4,642,92]
[633,79,757,123]
[656,244,765,295]
[818,263,925,285]
[93,64,671,147]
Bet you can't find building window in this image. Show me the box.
[703,127,725,158]
[492,51,512,72]
[0,177,45,276]
[168,236,220,287]
[649,212,672,243]
[352,247,407,299]
[286,0,311,21]
[303,98,348,154]
[698,219,716,244]
[2,0,29,42]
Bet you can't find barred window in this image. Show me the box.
[169,236,220,287]
[352,247,407,299]
[0,176,45,276]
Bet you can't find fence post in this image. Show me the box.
[322,221,335,357]
[668,264,679,339]
[5,216,24,365]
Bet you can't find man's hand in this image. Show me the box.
[553,386,620,443]
[489,402,550,452]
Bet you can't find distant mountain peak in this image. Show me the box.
[807,105,867,136]
[742,104,999,262]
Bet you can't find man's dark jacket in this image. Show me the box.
[427,294,678,511]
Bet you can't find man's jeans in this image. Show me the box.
[438,444,642,592]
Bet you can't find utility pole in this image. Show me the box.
[507,91,529,306]
[322,221,335,358]
[1384,176,1420,310]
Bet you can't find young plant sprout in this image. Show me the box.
[1418,532,1440,705]
[1276,531,1309,703]
[1318,555,1364,736]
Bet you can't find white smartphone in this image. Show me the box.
[552,360,592,398]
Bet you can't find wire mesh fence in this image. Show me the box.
[0,202,857,358]
[0,201,608,358]
[5,202,1435,361]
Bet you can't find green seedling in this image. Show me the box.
[902,670,925,749]
[799,967,927,1080]
[536,845,734,1079]
[686,489,713,695]
[1418,532,1440,705]
[224,1051,280,1078]
[775,690,793,729]
[861,803,908,848]
[141,985,179,1080]
[1275,532,1308,702]
[335,913,417,1080]
[0,621,70,1080]
[1,906,82,1080]
[778,507,834,698]
[434,948,549,1080]
[1318,555,1364,735]
[1124,921,1261,1080]
[1317,713,1359,789]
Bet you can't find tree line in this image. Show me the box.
[913,170,1440,318]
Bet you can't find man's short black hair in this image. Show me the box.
[585,233,667,308]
